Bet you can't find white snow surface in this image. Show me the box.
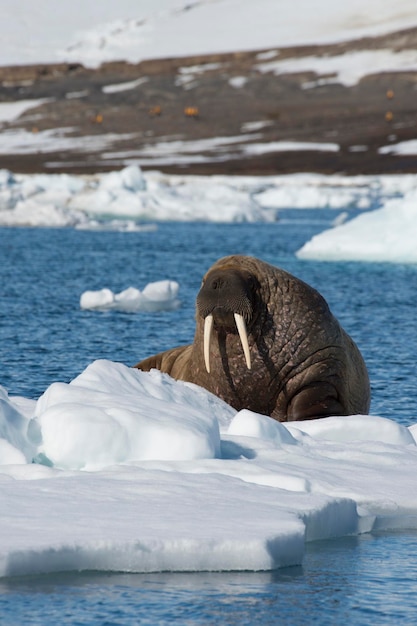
[2,0,417,68]
[1,359,417,578]
[257,48,417,88]
[379,139,417,156]
[0,99,52,123]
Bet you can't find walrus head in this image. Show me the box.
[196,264,260,374]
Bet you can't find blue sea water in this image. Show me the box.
[1,210,417,623]
[1,533,417,625]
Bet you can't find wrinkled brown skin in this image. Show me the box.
[134,255,371,421]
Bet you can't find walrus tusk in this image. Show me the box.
[204,312,251,373]
[204,314,213,373]
[234,313,252,370]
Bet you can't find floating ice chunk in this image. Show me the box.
[114,286,145,312]
[296,190,417,263]
[80,288,115,310]
[141,280,179,307]
[80,280,180,312]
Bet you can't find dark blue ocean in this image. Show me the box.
[1,210,417,624]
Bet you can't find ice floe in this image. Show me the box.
[80,281,180,312]
[1,164,417,263]
[0,359,417,577]
[297,189,417,264]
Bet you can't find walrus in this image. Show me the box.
[134,255,370,421]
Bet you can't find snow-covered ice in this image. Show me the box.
[1,164,417,264]
[32,362,224,469]
[1,359,417,578]
[80,281,180,312]
[296,188,417,264]
[0,165,274,226]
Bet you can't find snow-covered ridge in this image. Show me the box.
[1,359,417,577]
[2,0,417,68]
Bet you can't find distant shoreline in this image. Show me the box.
[1,27,417,176]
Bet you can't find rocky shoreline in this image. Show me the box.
[1,27,417,176]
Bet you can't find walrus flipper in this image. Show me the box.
[134,344,193,380]
[285,382,345,421]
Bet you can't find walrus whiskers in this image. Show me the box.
[234,313,251,371]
